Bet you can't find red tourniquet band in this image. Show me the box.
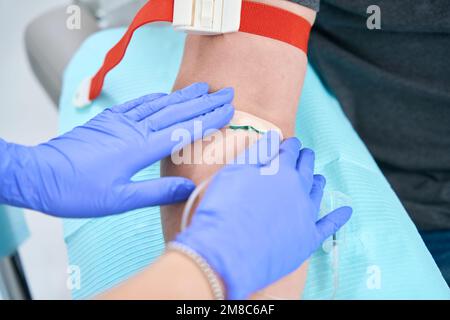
[88,0,312,102]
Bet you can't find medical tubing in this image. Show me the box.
[181,177,213,232]
[331,240,339,300]
[320,191,350,299]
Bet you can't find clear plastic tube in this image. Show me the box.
[180,177,212,232]
[319,190,352,300]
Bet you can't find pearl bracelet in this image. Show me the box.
[167,242,225,300]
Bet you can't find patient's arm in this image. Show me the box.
[161,0,316,299]
[98,251,219,300]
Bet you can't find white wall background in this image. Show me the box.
[0,0,71,299]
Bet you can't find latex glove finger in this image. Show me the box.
[126,82,209,121]
[278,138,302,169]
[297,148,315,191]
[118,177,196,213]
[157,104,235,155]
[234,130,281,167]
[310,174,326,212]
[144,88,234,131]
[315,206,353,243]
[109,92,167,113]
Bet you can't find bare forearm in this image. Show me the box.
[162,0,316,299]
[174,0,315,137]
[98,252,219,300]
[165,0,316,235]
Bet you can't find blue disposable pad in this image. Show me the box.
[60,26,450,299]
[0,206,29,258]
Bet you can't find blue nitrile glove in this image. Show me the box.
[175,132,353,299]
[0,83,235,218]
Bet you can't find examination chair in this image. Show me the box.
[25,0,144,105]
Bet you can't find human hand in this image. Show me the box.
[175,132,352,299]
[0,83,235,218]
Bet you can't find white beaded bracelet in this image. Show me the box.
[167,242,225,300]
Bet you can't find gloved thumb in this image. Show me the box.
[315,206,352,243]
[119,177,196,211]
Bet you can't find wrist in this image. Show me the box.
[98,249,222,300]
[167,242,226,300]
[175,228,253,300]
[0,139,10,177]
[0,140,21,205]
[0,140,38,209]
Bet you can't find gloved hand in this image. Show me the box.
[175,132,352,299]
[0,83,235,218]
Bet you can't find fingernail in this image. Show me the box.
[284,137,302,149]
[212,87,234,97]
[343,206,353,214]
[173,181,196,201]
[301,148,315,160]
[194,82,209,90]
[184,82,209,93]
[340,206,353,219]
[220,103,235,112]
[317,175,326,187]
[210,103,234,116]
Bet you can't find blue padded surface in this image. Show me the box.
[60,26,450,299]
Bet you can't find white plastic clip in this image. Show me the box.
[73,77,93,109]
[173,0,242,35]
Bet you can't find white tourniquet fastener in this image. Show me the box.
[73,77,93,109]
[76,0,311,107]
[173,0,242,35]
[73,0,312,108]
